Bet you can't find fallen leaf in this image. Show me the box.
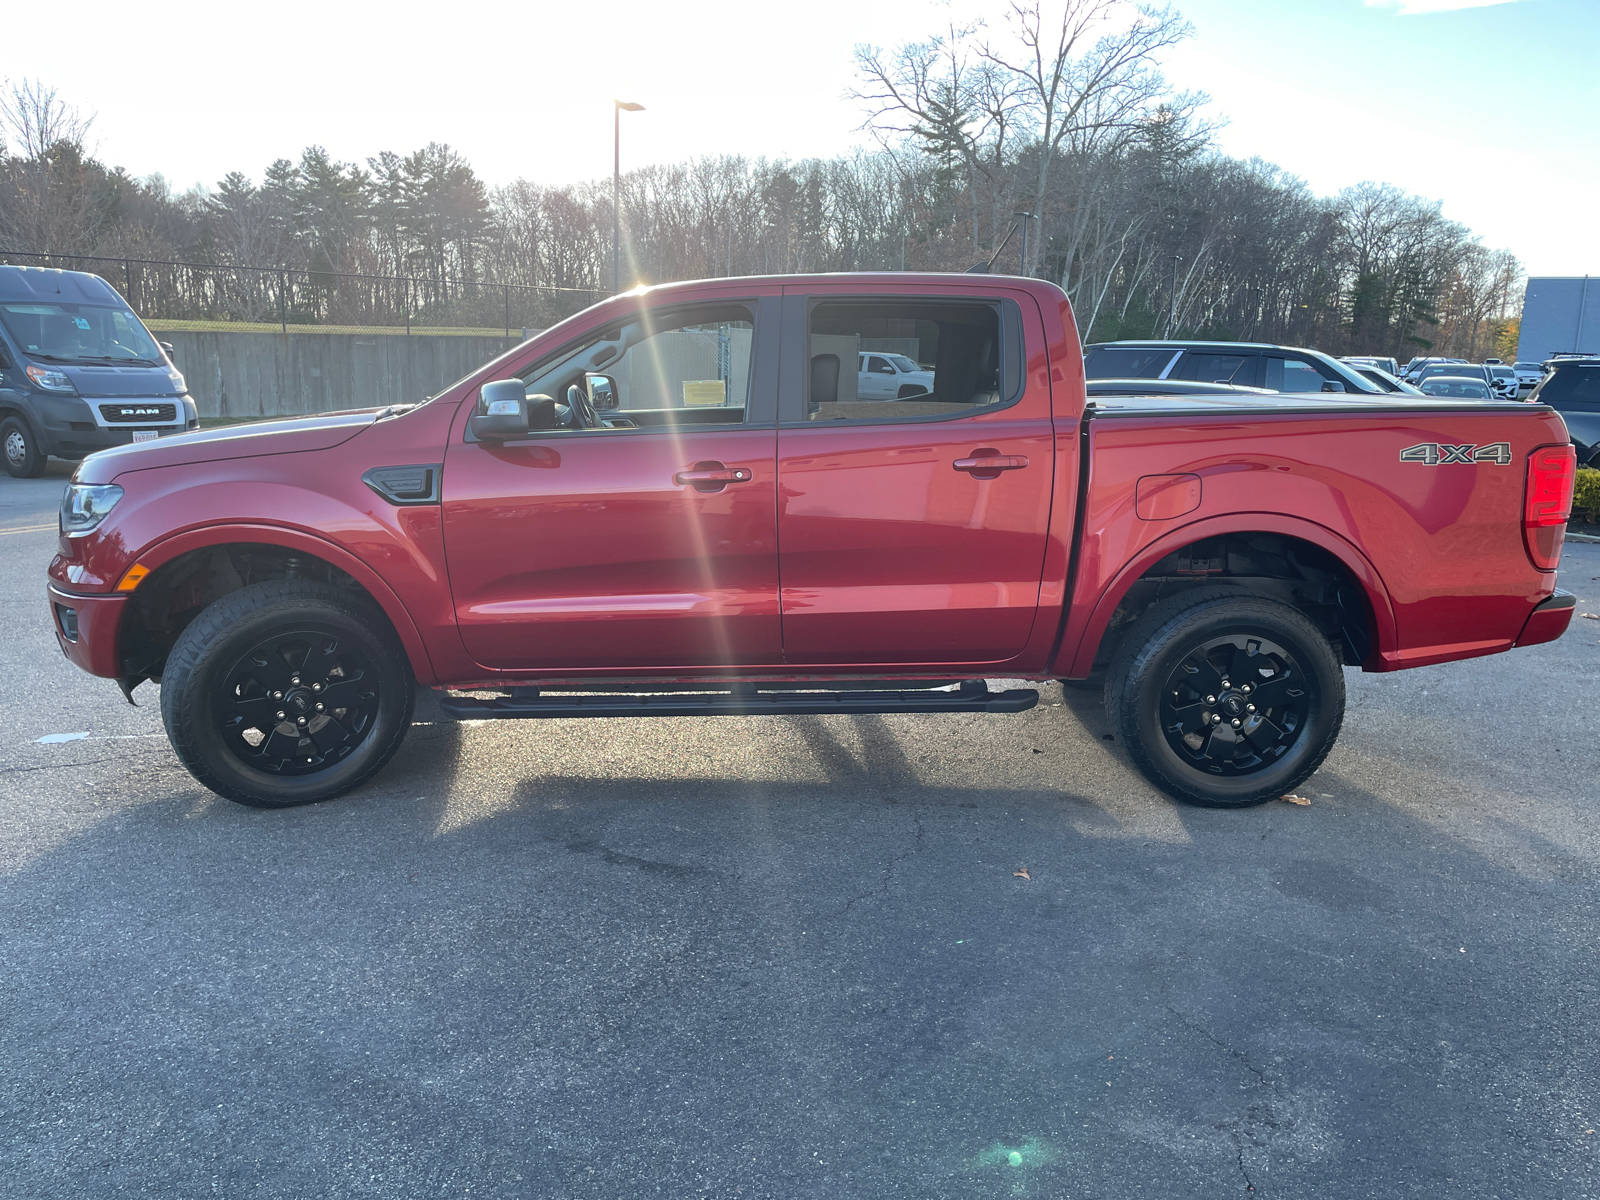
[1280,794,1311,806]
[1013,867,1031,880]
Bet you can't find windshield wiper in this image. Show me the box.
[23,352,159,367]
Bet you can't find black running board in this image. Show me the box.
[439,681,1039,720]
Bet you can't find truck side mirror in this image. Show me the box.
[1320,379,1346,393]
[470,379,530,442]
[159,341,176,358]
[0,343,11,370]
[585,372,619,411]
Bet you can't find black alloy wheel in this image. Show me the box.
[1156,633,1309,777]
[161,580,414,807]
[220,630,380,775]
[1105,588,1345,808]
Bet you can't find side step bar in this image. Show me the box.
[439,680,1039,721]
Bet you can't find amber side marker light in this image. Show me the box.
[116,563,150,592]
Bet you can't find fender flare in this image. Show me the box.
[126,522,438,684]
[1059,512,1398,677]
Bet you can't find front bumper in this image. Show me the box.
[1513,588,1575,649]
[47,583,127,678]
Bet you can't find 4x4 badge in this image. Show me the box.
[1399,442,1511,465]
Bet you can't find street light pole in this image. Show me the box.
[1013,212,1036,277]
[613,100,645,294]
[1169,255,1183,335]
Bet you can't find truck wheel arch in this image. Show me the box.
[1060,515,1397,679]
[115,525,436,687]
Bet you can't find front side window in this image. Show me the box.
[805,300,1016,422]
[0,302,162,365]
[511,302,755,431]
[1172,352,1253,384]
[1265,357,1331,393]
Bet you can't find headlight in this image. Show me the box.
[168,367,187,392]
[26,363,75,393]
[60,484,124,535]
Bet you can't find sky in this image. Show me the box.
[1,0,1595,275]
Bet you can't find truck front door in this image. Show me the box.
[775,290,1055,667]
[441,296,782,671]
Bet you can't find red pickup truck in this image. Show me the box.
[47,274,1577,810]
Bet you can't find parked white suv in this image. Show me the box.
[1512,362,1545,396]
[858,352,936,399]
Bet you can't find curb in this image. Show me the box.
[1568,532,1600,544]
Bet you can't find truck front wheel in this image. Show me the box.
[1104,590,1345,808]
[2,417,46,478]
[160,581,415,807]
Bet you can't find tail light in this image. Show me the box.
[1523,444,1576,571]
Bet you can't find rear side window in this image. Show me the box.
[803,299,1017,423]
[1085,346,1180,379]
[1537,365,1600,411]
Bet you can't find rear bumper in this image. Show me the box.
[1514,588,1576,648]
[46,583,126,677]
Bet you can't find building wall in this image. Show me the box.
[159,329,522,418]
[1516,277,1600,363]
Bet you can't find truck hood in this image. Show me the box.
[53,361,187,398]
[76,408,386,484]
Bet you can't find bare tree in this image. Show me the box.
[0,78,98,254]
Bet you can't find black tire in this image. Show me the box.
[896,384,929,399]
[2,416,46,478]
[160,580,415,807]
[1104,588,1344,808]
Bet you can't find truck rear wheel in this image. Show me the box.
[1104,589,1344,808]
[2,417,46,478]
[160,581,415,807]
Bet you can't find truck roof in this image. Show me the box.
[0,264,122,305]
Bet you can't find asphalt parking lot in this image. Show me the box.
[3,462,1599,1199]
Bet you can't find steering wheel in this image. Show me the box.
[566,383,602,429]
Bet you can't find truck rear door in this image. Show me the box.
[774,287,1055,667]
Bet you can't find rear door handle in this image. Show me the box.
[953,454,1028,474]
[675,463,754,490]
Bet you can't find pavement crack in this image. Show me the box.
[1166,1003,1288,1193]
[0,757,117,775]
[843,803,924,914]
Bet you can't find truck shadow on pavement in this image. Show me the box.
[4,678,1600,1199]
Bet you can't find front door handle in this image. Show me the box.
[675,462,754,492]
[953,453,1028,477]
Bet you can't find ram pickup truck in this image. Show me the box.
[47,274,1578,810]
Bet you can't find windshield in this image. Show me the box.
[888,355,921,373]
[1535,364,1600,409]
[0,301,163,365]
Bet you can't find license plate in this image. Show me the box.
[131,430,158,442]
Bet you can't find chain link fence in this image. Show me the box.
[0,249,602,338]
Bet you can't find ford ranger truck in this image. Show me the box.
[46,275,1578,809]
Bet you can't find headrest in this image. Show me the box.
[810,353,839,406]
